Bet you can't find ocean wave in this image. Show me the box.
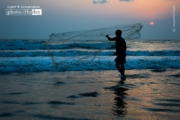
[1,39,180,51]
[0,39,179,72]
[0,50,180,57]
[0,40,114,50]
[0,56,180,72]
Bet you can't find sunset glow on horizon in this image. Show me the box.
[0,0,180,39]
[150,22,154,25]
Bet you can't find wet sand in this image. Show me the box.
[0,69,180,120]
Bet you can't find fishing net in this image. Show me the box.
[46,23,143,69]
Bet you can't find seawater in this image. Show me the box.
[0,39,180,72]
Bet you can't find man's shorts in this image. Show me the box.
[115,56,126,64]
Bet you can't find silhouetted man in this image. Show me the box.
[106,30,126,80]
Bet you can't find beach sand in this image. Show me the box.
[0,69,180,120]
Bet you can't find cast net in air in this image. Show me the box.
[47,23,143,69]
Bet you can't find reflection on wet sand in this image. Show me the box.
[112,86,128,117]
[0,69,180,119]
[104,79,128,117]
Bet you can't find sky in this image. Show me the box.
[0,0,180,40]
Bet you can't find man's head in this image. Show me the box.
[115,30,122,37]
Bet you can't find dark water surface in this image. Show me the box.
[0,69,180,119]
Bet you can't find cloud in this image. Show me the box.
[119,0,134,2]
[93,0,109,4]
[93,0,134,4]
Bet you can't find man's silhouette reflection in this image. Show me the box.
[112,86,128,117]
[104,78,128,117]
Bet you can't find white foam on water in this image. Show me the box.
[0,39,179,72]
[0,56,180,72]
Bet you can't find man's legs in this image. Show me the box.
[116,62,125,77]
[115,56,126,77]
[120,63,125,76]
[116,62,122,74]
[117,63,126,80]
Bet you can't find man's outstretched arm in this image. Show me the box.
[106,35,116,41]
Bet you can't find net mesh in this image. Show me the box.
[46,23,143,69]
